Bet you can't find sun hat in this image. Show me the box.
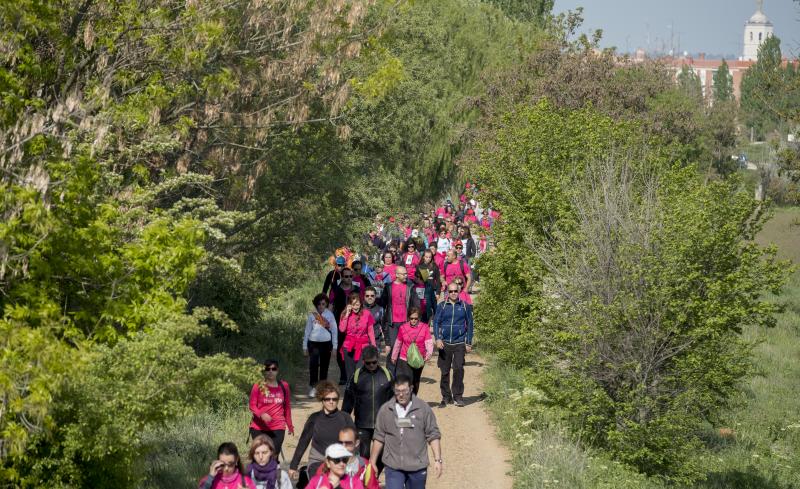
[325,443,353,459]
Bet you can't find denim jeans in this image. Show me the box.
[385,466,428,489]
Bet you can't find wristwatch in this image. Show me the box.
[434,459,443,463]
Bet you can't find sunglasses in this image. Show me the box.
[329,457,349,465]
[364,360,379,366]
[448,289,459,293]
[323,397,339,402]
[342,275,353,278]
[263,366,278,371]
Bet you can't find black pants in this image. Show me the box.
[336,331,347,383]
[343,349,363,383]
[438,343,465,401]
[249,428,286,456]
[307,340,332,387]
[423,283,437,322]
[395,359,424,395]
[385,322,403,370]
[358,428,384,473]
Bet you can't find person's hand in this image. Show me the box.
[466,344,472,353]
[434,460,443,478]
[260,413,272,423]
[384,345,391,355]
[345,304,352,314]
[303,350,309,357]
[209,460,224,477]
[288,469,298,481]
[436,340,444,350]
[288,428,295,436]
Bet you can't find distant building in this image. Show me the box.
[627,1,795,102]
[741,0,774,61]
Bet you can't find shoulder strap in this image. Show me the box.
[354,366,363,384]
[381,365,392,380]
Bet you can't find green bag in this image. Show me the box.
[406,328,425,369]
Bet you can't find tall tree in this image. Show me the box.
[740,35,784,138]
[482,0,554,24]
[677,65,703,103]
[713,59,734,102]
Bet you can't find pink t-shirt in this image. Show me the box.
[249,381,294,432]
[459,289,473,305]
[444,260,471,286]
[402,252,420,282]
[390,283,408,323]
[384,263,397,282]
[391,322,434,362]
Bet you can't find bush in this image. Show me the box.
[472,100,789,483]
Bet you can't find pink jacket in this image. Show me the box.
[391,322,434,363]
[339,311,376,360]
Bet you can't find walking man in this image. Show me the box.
[369,374,443,489]
[342,346,393,467]
[433,283,474,407]
[380,266,419,369]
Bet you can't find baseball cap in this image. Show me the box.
[325,443,353,459]
[335,256,346,266]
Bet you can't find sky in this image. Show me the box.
[552,0,800,59]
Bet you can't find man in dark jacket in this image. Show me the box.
[379,266,420,368]
[433,284,474,407]
[342,346,393,468]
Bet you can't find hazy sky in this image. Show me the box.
[552,0,800,58]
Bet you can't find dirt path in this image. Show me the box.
[282,350,512,488]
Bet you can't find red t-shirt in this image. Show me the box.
[391,283,408,323]
[249,382,293,432]
[384,263,397,282]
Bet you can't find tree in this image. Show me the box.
[482,0,554,24]
[741,35,785,138]
[713,59,733,102]
[677,65,703,103]
[470,100,788,483]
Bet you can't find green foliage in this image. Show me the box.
[471,100,789,483]
[481,0,554,24]
[712,59,733,103]
[740,36,799,139]
[677,65,703,103]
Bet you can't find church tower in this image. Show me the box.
[742,0,773,61]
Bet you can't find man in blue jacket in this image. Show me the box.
[433,283,474,408]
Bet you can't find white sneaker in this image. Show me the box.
[308,387,316,398]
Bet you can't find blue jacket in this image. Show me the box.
[433,299,474,345]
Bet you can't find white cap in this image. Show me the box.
[325,443,352,459]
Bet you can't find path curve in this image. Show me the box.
[283,350,512,488]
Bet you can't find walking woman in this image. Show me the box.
[306,444,366,489]
[381,250,397,282]
[304,294,338,398]
[339,293,377,382]
[249,359,294,455]
[199,442,257,489]
[246,435,293,489]
[415,250,441,322]
[390,307,433,395]
[289,381,355,483]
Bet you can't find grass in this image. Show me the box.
[484,206,800,488]
[138,278,324,488]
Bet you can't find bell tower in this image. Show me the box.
[742,0,774,61]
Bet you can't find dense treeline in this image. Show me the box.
[466,27,789,484]
[0,0,546,486]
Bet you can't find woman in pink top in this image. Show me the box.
[249,359,294,456]
[339,293,377,382]
[199,442,257,489]
[400,241,421,284]
[381,250,398,282]
[390,307,434,394]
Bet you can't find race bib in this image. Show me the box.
[415,287,425,300]
[405,255,413,265]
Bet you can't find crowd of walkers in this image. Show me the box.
[200,188,497,489]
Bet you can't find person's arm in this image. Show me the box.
[283,382,294,435]
[430,438,443,478]
[303,314,314,353]
[464,261,473,292]
[466,304,474,348]
[369,439,384,470]
[326,310,339,351]
[390,330,402,363]
[423,329,434,360]
[249,383,264,418]
[366,314,376,346]
[339,311,350,332]
[409,282,421,309]
[322,270,334,294]
[290,413,316,470]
